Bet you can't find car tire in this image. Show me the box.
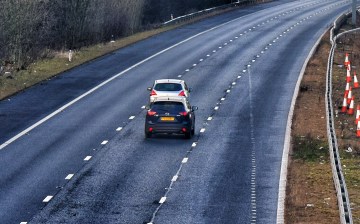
[185,131,192,139]
[191,126,195,136]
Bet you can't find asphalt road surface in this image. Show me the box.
[0,0,351,223]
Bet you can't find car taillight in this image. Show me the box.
[179,111,188,116]
[178,90,185,96]
[150,90,157,96]
[147,111,157,116]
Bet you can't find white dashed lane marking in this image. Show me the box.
[101,140,108,145]
[200,128,206,133]
[84,156,92,161]
[192,142,197,147]
[207,117,213,121]
[182,158,188,163]
[116,127,123,132]
[42,196,53,203]
[65,174,74,180]
[129,116,135,120]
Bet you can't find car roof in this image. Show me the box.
[152,96,188,104]
[154,79,184,84]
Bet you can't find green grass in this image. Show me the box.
[292,135,329,162]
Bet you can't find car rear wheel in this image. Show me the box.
[185,129,192,139]
[191,126,195,136]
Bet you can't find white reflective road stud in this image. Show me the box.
[43,196,53,203]
[172,175,178,182]
[84,156,92,161]
[159,197,166,204]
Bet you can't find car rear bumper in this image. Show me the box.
[145,123,191,134]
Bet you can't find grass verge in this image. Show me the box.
[285,31,339,223]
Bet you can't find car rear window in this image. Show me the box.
[151,102,185,113]
[154,83,182,91]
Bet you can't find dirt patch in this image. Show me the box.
[285,31,339,223]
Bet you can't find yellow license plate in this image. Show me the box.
[161,117,175,121]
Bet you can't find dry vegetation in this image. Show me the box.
[286,15,360,224]
[0,0,261,100]
[285,31,339,224]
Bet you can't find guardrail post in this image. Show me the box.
[352,0,357,26]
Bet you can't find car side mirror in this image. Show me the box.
[147,87,152,91]
[191,106,198,111]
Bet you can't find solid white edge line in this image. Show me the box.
[1,11,262,151]
[43,196,53,203]
[276,27,328,224]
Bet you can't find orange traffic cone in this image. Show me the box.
[346,67,352,82]
[345,53,350,66]
[357,121,360,137]
[341,94,348,113]
[348,96,355,115]
[345,82,350,95]
[354,71,359,88]
[347,87,353,104]
[356,105,360,124]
